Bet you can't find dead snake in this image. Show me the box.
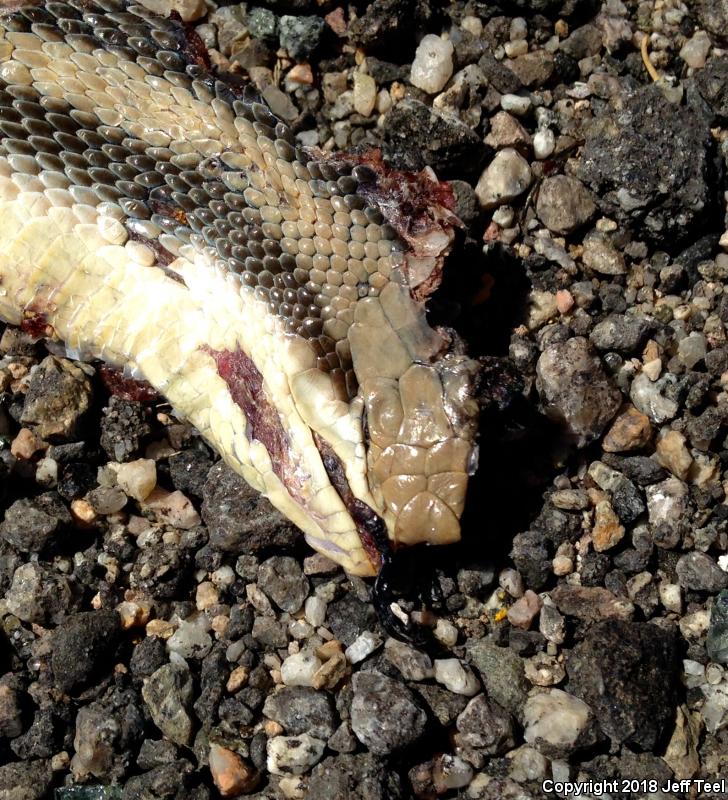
[0,0,480,577]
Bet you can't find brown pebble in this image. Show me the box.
[602,405,652,452]
[507,590,543,629]
[10,427,46,459]
[209,743,259,797]
[311,651,348,690]
[592,500,625,552]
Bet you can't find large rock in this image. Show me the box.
[580,85,718,248]
[566,620,680,749]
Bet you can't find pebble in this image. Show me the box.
[0,492,71,553]
[166,617,212,660]
[523,690,596,757]
[707,591,728,665]
[209,744,258,797]
[384,639,434,681]
[410,34,454,94]
[566,620,678,749]
[279,15,325,61]
[0,685,24,739]
[536,337,621,447]
[654,429,692,480]
[581,231,626,274]
[602,405,652,452]
[112,458,156,502]
[142,487,200,529]
[676,552,728,593]
[262,686,336,739]
[677,332,707,368]
[52,610,120,693]
[258,556,309,614]
[537,175,596,235]
[434,659,480,696]
[142,663,195,746]
[500,93,532,115]
[630,372,679,423]
[645,476,688,532]
[525,653,566,687]
[350,672,427,755]
[345,631,382,664]
[533,129,556,159]
[304,596,326,627]
[467,639,529,716]
[475,148,532,209]
[138,0,205,21]
[591,500,625,552]
[507,590,542,629]
[352,72,376,116]
[485,111,532,150]
[267,734,326,775]
[280,652,323,688]
[679,30,712,69]
[455,694,516,756]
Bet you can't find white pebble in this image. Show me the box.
[500,93,532,115]
[510,17,528,40]
[410,34,454,94]
[345,631,382,664]
[267,734,326,775]
[475,148,532,209]
[504,39,528,57]
[304,596,326,627]
[679,30,711,69]
[280,652,322,687]
[533,129,556,160]
[434,658,480,696]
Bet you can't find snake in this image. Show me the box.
[0,0,480,577]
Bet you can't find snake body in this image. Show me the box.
[0,0,480,576]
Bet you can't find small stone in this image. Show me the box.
[353,72,376,116]
[551,489,590,511]
[350,672,427,755]
[467,639,529,716]
[6,562,72,624]
[646,477,688,531]
[499,567,524,598]
[410,34,454,94]
[475,148,532,209]
[523,690,596,757]
[263,686,336,740]
[556,289,574,314]
[20,356,92,440]
[0,760,53,800]
[484,111,532,150]
[345,631,382,664]
[582,231,626,274]
[630,372,679,424]
[550,584,634,623]
[142,487,200,529]
[304,596,326,627]
[536,175,596,234]
[655,429,693,479]
[138,0,205,21]
[525,652,566,687]
[592,500,625,552]
[602,406,652,452]
[507,50,554,87]
[87,486,127,515]
[589,314,653,354]
[194,582,218,611]
[166,617,212,659]
[677,332,707,368]
[383,638,434,681]
[455,694,516,756]
[279,15,325,61]
[434,659,480,696]
[52,610,121,693]
[500,93,532,115]
[707,590,728,665]
[0,685,23,739]
[311,651,348,690]
[680,30,712,69]
[112,458,156,501]
[658,582,682,614]
[533,129,556,159]
[258,556,309,613]
[209,744,258,797]
[507,590,542,629]
[676,552,728,593]
[536,337,621,447]
[267,734,326,775]
[10,427,46,460]
[434,619,459,647]
[142,663,195,746]
[0,493,71,553]
[281,652,323,688]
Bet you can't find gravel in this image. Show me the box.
[3,0,728,795]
